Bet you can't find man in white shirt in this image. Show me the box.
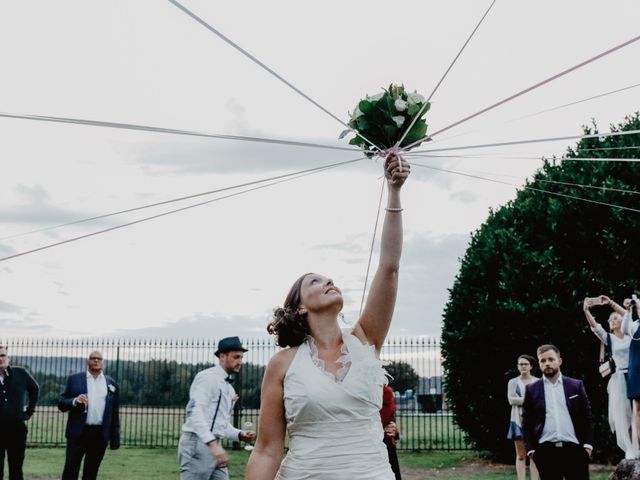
[522,344,593,480]
[58,351,120,480]
[179,336,256,480]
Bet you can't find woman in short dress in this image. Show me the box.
[507,354,539,480]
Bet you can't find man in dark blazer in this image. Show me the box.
[522,344,593,480]
[58,351,120,480]
[0,345,39,480]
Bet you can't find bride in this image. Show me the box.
[245,155,410,480]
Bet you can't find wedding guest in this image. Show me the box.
[0,345,39,480]
[620,294,640,451]
[584,296,636,458]
[522,345,594,480]
[58,351,120,480]
[507,354,539,480]
[179,336,255,480]
[380,385,401,480]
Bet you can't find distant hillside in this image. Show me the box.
[11,355,107,376]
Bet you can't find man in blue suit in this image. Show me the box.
[58,351,120,480]
[522,344,593,480]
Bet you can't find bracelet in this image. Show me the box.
[385,207,403,212]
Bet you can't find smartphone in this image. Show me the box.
[585,296,604,306]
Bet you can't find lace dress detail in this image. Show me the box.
[275,329,393,480]
[306,335,352,383]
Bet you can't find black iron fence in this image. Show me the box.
[1,336,471,450]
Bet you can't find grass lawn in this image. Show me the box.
[21,448,617,479]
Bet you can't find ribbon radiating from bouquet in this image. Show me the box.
[340,84,431,171]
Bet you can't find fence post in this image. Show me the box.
[232,368,242,451]
[115,344,121,381]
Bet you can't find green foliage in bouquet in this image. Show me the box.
[341,84,430,157]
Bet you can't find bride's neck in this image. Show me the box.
[308,314,342,349]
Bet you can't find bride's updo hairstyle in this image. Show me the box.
[267,273,312,348]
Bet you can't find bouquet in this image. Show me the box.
[341,84,430,158]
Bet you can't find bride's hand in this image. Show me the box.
[384,154,410,188]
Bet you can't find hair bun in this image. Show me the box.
[267,305,309,348]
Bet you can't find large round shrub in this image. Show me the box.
[441,113,640,463]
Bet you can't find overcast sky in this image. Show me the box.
[0,1,638,341]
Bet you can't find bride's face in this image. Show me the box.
[298,273,343,314]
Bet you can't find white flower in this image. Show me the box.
[350,106,363,121]
[394,99,407,112]
[407,92,426,105]
[368,92,384,101]
[108,384,116,393]
[392,115,405,128]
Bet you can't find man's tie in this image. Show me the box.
[225,374,235,384]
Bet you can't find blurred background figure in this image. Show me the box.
[0,345,39,480]
[584,296,637,458]
[507,354,539,480]
[380,384,401,480]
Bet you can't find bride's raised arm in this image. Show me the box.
[353,154,410,351]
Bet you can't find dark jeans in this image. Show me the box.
[62,426,108,480]
[533,442,589,480]
[0,422,27,480]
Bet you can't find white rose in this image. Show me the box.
[392,115,405,128]
[394,99,407,112]
[368,92,384,101]
[350,107,364,120]
[407,92,426,105]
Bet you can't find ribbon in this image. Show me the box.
[377,146,405,172]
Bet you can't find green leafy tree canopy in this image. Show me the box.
[441,112,640,463]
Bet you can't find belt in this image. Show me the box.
[543,441,577,448]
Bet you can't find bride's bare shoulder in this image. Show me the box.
[266,346,299,376]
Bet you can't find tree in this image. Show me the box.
[385,360,419,394]
[441,113,640,463]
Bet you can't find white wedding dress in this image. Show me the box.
[275,330,394,480]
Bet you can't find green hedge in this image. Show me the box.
[442,112,640,463]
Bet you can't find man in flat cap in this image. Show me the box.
[179,336,256,480]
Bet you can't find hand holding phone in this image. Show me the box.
[585,296,604,308]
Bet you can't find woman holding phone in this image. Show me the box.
[584,295,637,458]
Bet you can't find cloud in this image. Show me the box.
[376,232,470,337]
[449,190,479,203]
[1,232,470,342]
[0,184,112,227]
[312,235,369,255]
[227,231,471,338]
[137,137,362,175]
[136,138,448,184]
[108,311,271,340]
[0,316,57,336]
[0,300,22,313]
[0,243,17,257]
